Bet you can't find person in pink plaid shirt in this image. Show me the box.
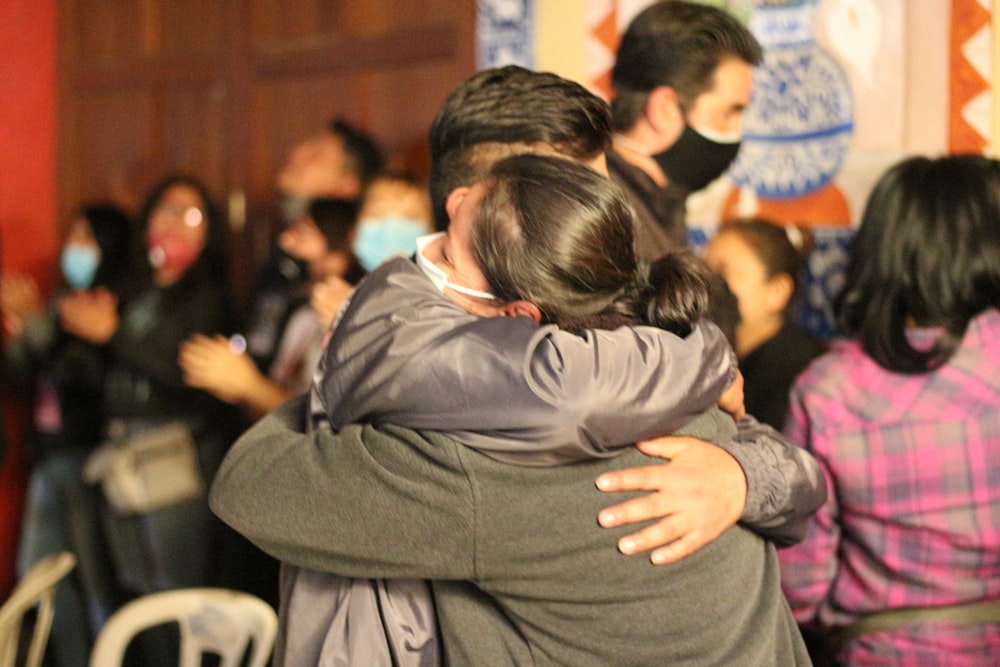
[778,154,1000,666]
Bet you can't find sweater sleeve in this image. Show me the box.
[318,258,736,465]
[210,396,478,580]
[720,415,827,543]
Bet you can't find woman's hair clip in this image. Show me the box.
[784,224,805,252]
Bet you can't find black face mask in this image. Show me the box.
[652,123,741,193]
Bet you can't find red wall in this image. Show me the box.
[0,0,58,596]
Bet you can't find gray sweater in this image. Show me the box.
[313,259,823,532]
[213,258,823,665]
[211,398,811,665]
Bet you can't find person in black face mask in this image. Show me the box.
[608,0,761,259]
[244,118,384,373]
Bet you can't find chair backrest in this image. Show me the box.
[89,587,277,667]
[0,551,77,667]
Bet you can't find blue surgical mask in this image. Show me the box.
[414,232,497,301]
[60,244,101,289]
[352,216,429,272]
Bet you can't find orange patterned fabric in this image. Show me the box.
[949,0,992,154]
[587,2,618,100]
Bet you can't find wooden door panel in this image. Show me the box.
[72,84,228,212]
[59,0,475,313]
[76,92,157,209]
[250,0,347,39]
[159,86,228,187]
[74,0,228,61]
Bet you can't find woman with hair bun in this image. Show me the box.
[241,153,816,666]
[317,153,748,462]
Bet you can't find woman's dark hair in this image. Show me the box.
[717,218,812,303]
[472,153,710,336]
[307,197,366,285]
[835,154,1000,373]
[79,203,133,291]
[307,197,360,253]
[133,174,229,299]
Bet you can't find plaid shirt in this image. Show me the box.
[778,309,1000,666]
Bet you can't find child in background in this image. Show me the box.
[704,219,826,429]
[350,171,433,272]
[310,171,434,328]
[779,155,1000,665]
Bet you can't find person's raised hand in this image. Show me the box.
[58,288,119,343]
[0,273,43,339]
[179,333,262,404]
[595,435,747,565]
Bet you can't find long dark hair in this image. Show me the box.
[835,154,1000,373]
[80,203,133,291]
[473,153,710,335]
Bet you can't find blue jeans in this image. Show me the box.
[17,452,92,667]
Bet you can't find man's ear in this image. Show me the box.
[444,186,470,223]
[646,85,682,136]
[501,299,542,324]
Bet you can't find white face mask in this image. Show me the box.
[415,232,497,301]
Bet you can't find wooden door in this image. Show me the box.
[57,0,476,312]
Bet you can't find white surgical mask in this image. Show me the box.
[415,232,497,301]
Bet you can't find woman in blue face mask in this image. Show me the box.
[351,171,433,272]
[1,202,133,667]
[60,206,135,291]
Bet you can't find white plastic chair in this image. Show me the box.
[89,587,277,667]
[0,551,77,667]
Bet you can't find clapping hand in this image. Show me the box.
[58,288,119,343]
[0,273,43,339]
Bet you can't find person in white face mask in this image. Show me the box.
[213,67,824,667]
[320,153,745,457]
[2,203,132,667]
[214,154,820,667]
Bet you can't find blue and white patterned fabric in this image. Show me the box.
[797,227,853,340]
[477,0,534,69]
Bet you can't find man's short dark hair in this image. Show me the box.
[330,118,385,188]
[428,66,612,230]
[611,0,762,130]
